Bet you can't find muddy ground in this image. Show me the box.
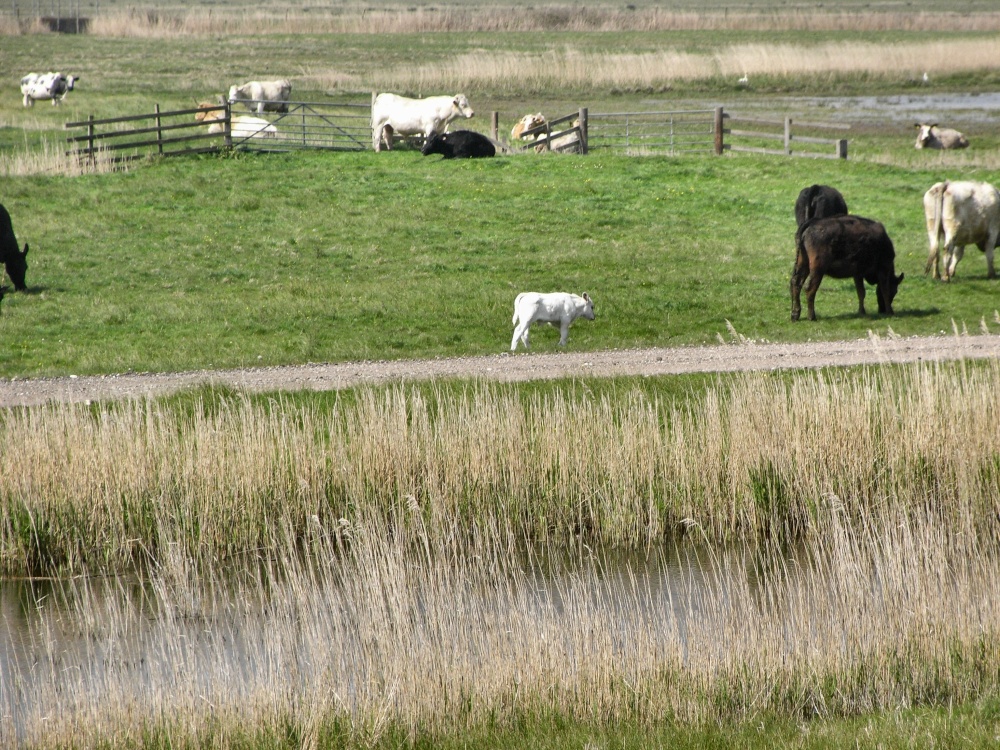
[1,333,998,407]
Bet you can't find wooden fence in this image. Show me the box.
[65,102,849,163]
[586,107,849,159]
[65,100,370,163]
[723,111,850,159]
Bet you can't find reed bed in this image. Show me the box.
[5,503,999,747]
[2,359,1000,575]
[0,137,122,177]
[48,8,1000,37]
[346,37,1000,95]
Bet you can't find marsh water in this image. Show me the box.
[0,542,781,742]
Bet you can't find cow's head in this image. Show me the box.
[581,292,595,320]
[878,272,904,315]
[453,94,474,119]
[914,122,938,149]
[511,113,546,140]
[5,243,28,291]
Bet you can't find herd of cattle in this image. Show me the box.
[7,72,996,341]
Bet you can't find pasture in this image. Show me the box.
[4,9,1000,750]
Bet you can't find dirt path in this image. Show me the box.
[2,333,998,408]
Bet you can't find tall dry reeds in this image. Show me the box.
[5,503,1000,747]
[69,7,1000,37]
[2,359,1000,575]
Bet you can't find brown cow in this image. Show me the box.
[791,215,904,321]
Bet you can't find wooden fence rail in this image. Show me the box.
[65,102,849,162]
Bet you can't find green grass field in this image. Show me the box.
[1,147,999,378]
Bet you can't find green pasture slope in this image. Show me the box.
[2,141,999,378]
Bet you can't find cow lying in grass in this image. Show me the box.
[421,130,495,159]
[195,103,278,139]
[511,292,595,351]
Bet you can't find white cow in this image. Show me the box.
[227,79,292,114]
[371,93,474,152]
[915,123,969,150]
[923,180,1000,281]
[195,103,277,139]
[21,72,78,107]
[511,292,595,351]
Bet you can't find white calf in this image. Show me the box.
[923,180,1000,281]
[371,93,474,152]
[511,292,595,351]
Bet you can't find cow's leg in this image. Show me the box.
[944,243,963,281]
[382,124,394,151]
[790,254,809,321]
[511,320,530,351]
[853,276,867,316]
[558,320,570,346]
[984,233,998,279]
[803,273,824,321]
[925,232,941,279]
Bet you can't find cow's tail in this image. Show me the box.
[512,293,524,326]
[932,181,948,245]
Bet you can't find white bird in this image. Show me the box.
[922,71,929,84]
[738,72,749,87]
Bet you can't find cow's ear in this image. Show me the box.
[897,273,905,284]
[21,243,28,258]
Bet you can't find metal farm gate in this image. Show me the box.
[65,100,371,164]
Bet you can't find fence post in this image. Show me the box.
[490,111,498,141]
[578,107,588,154]
[87,114,95,166]
[224,103,232,148]
[784,117,792,155]
[837,138,848,160]
[714,107,724,155]
[154,103,163,155]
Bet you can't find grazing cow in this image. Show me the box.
[511,113,546,140]
[371,93,474,152]
[21,72,78,107]
[791,215,903,321]
[227,79,291,114]
[794,184,848,228]
[195,103,277,139]
[923,180,1000,281]
[914,123,969,150]
[511,292,595,351]
[421,130,495,159]
[0,204,29,291]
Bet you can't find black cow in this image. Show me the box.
[794,184,848,228]
[0,204,29,291]
[791,214,904,321]
[421,130,496,159]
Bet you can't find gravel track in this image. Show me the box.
[1,333,998,408]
